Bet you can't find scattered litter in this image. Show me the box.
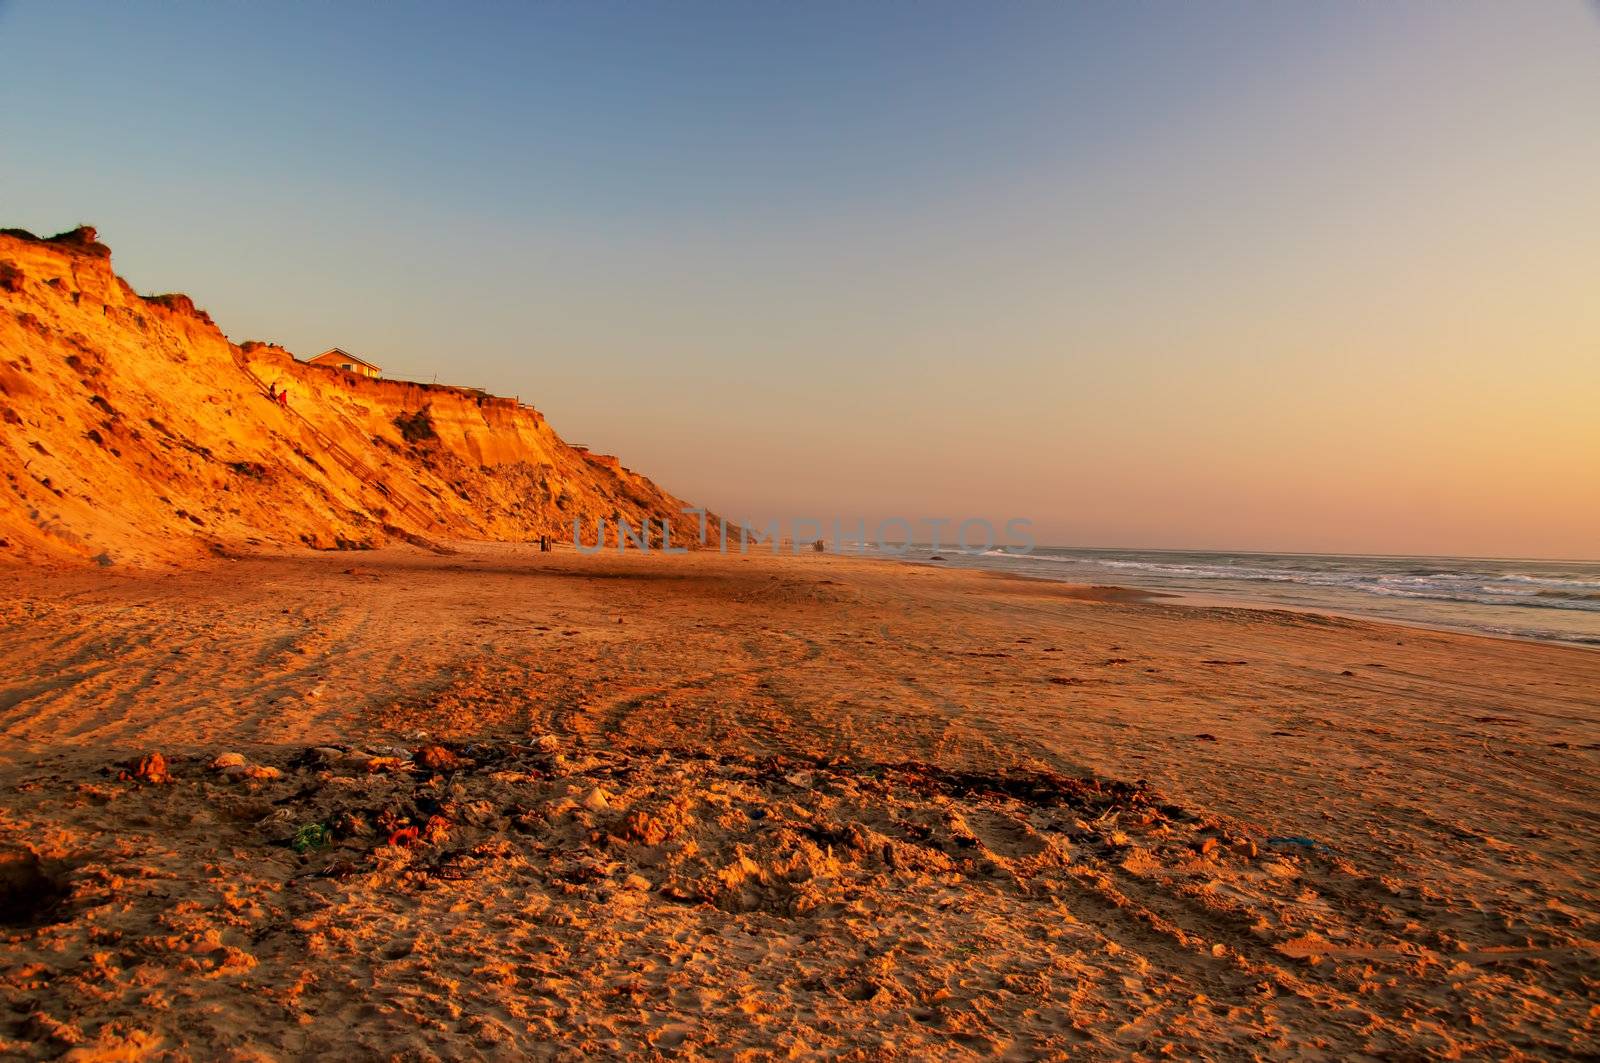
[388,826,421,848]
[121,753,172,784]
[415,745,467,772]
[1266,836,1330,852]
[292,823,332,853]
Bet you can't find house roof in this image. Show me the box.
[309,347,381,371]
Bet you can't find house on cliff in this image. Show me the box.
[308,348,381,379]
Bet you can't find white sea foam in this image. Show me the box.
[949,547,1600,642]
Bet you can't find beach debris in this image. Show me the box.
[1266,835,1329,852]
[121,752,172,784]
[387,826,421,848]
[414,744,466,773]
[422,816,452,845]
[212,752,281,781]
[1194,733,1219,742]
[333,811,370,837]
[85,743,1216,932]
[291,823,332,853]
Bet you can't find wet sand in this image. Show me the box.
[1,544,1596,1058]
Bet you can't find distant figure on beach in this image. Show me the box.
[267,382,277,402]
[276,387,289,409]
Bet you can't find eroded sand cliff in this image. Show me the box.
[0,227,711,566]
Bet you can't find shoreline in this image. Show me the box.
[865,549,1600,651]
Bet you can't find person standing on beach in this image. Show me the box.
[277,386,289,409]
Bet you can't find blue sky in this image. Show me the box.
[3,1,1597,556]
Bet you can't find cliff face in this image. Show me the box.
[0,227,713,566]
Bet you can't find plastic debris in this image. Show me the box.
[292,824,332,853]
[1266,836,1330,852]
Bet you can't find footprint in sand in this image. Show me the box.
[960,808,1051,861]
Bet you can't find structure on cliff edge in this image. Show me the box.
[308,348,382,379]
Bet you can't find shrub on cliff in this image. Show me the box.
[1,225,115,259]
[394,406,438,444]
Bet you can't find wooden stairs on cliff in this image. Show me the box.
[237,358,440,532]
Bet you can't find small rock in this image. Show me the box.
[623,873,651,891]
[121,752,172,784]
[414,745,464,772]
[211,752,247,771]
[582,787,612,813]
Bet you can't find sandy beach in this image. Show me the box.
[1,544,1595,1059]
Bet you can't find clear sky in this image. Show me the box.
[2,1,1596,559]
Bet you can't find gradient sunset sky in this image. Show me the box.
[2,1,1596,558]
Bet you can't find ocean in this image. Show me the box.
[846,544,1600,647]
